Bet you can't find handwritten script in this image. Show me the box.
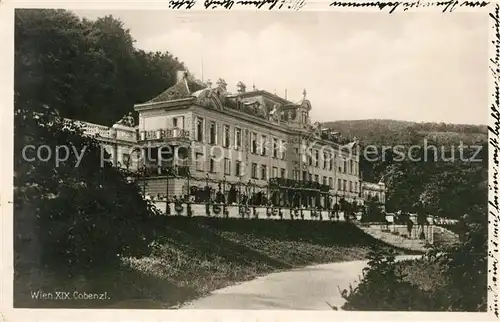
[203,0,306,9]
[330,0,489,13]
[489,4,500,318]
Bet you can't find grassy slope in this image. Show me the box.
[15,217,412,309]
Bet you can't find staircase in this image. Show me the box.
[433,226,459,246]
[356,224,428,252]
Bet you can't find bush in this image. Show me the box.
[15,107,158,274]
[340,247,437,311]
[340,216,487,311]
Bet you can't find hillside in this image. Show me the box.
[322,119,487,146]
[15,217,412,309]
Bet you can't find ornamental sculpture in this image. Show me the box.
[117,112,135,127]
[268,104,281,122]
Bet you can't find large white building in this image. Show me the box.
[77,71,385,210]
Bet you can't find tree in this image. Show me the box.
[15,9,186,125]
[14,104,158,274]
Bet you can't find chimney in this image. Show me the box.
[176,70,188,83]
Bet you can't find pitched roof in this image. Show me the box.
[146,74,207,104]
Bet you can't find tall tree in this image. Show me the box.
[15,9,186,125]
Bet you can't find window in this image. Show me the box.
[236,161,242,176]
[330,156,333,170]
[261,165,267,180]
[209,158,215,173]
[273,138,278,158]
[209,122,217,144]
[323,152,328,169]
[196,153,204,171]
[223,125,230,148]
[281,168,286,178]
[196,117,204,142]
[251,163,258,179]
[251,132,257,154]
[315,174,319,182]
[323,176,327,185]
[309,172,313,181]
[349,181,353,192]
[173,117,178,127]
[272,167,278,178]
[302,171,307,181]
[350,160,353,174]
[344,161,347,173]
[302,111,308,123]
[343,180,347,191]
[235,128,242,149]
[315,150,319,167]
[338,179,342,190]
[224,158,231,175]
[280,140,286,159]
[261,135,267,156]
[122,153,131,168]
[329,177,333,188]
[354,182,358,192]
[308,154,312,166]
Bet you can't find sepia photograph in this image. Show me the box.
[11,7,489,313]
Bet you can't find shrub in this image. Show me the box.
[15,107,157,274]
[341,215,487,312]
[340,247,437,311]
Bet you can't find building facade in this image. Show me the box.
[361,181,386,211]
[129,71,362,209]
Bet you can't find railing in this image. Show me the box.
[269,178,330,192]
[138,128,190,141]
[74,121,113,138]
[136,165,190,177]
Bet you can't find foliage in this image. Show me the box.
[341,211,487,311]
[15,9,186,125]
[341,247,436,311]
[360,196,384,223]
[14,104,157,273]
[428,211,488,311]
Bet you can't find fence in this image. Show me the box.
[151,201,349,221]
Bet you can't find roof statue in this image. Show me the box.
[268,104,281,122]
[302,88,307,100]
[310,121,322,137]
[216,78,227,92]
[117,112,135,127]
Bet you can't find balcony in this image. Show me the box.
[136,165,190,178]
[138,128,190,142]
[269,178,330,192]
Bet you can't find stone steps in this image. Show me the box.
[356,225,428,252]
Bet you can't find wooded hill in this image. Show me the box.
[322,119,487,147]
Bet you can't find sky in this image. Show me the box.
[74,10,488,125]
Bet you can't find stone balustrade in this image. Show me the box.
[151,201,347,221]
[138,128,190,141]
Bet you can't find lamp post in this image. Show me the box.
[206,173,210,202]
[186,167,191,216]
[142,164,146,196]
[252,179,256,218]
[205,173,211,216]
[223,175,227,217]
[238,175,242,217]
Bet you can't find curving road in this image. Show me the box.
[180,255,419,310]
